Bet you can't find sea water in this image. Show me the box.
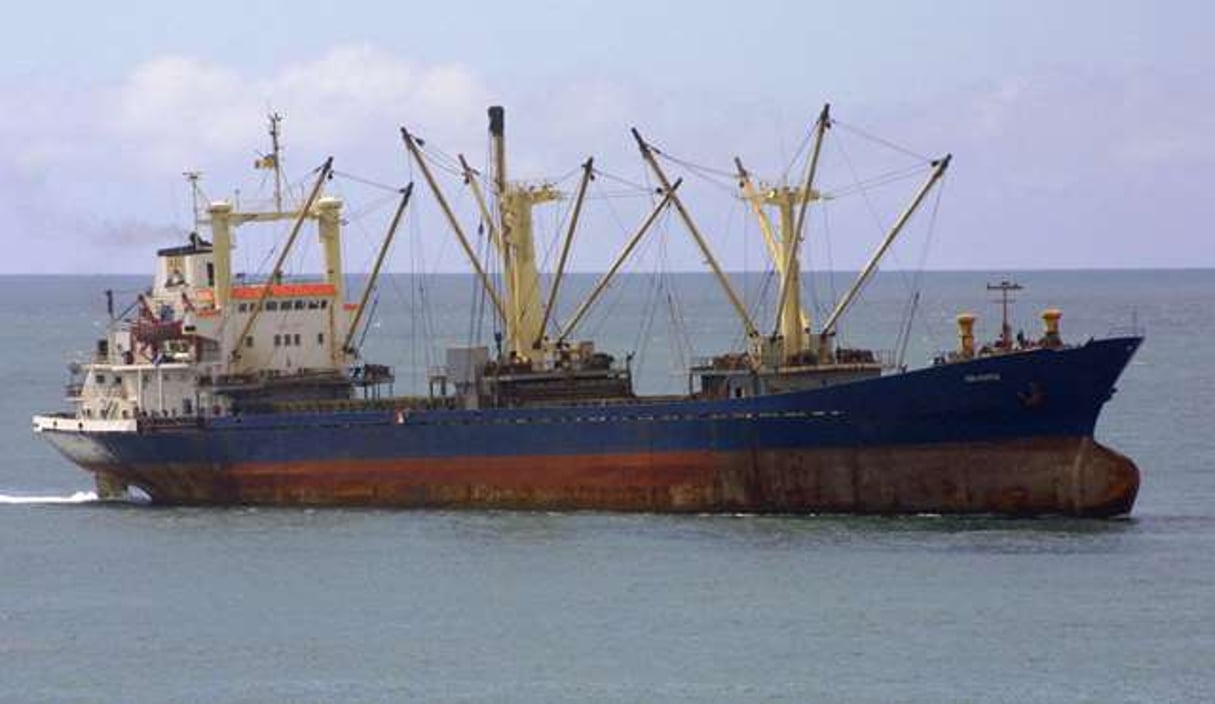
[1,271,1212,703]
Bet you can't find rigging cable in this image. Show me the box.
[357,291,380,352]
[780,125,815,186]
[894,291,919,371]
[631,245,665,381]
[648,143,739,195]
[832,120,931,162]
[819,201,839,322]
[582,206,666,343]
[822,164,931,199]
[906,176,948,360]
[483,139,503,349]
[592,167,653,194]
[332,169,409,193]
[829,133,924,329]
[663,266,694,384]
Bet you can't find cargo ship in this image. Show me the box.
[33,107,1143,516]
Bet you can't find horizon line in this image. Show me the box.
[3,265,1214,276]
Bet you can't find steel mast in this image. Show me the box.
[732,105,829,364]
[488,106,561,362]
[270,113,285,213]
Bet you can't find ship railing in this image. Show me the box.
[138,415,206,430]
[479,358,633,378]
[689,354,752,372]
[350,363,394,387]
[200,368,349,388]
[519,394,684,409]
[689,351,896,371]
[265,396,458,415]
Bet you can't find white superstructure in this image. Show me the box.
[44,118,362,427]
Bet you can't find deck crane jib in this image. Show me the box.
[646,104,951,397]
[402,108,579,367]
[733,103,832,366]
[402,106,674,408]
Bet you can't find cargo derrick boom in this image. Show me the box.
[404,107,639,409]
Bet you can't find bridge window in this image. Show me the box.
[294,300,306,311]
[266,301,279,311]
[245,336,254,348]
[317,333,324,345]
[274,334,281,347]
[95,374,106,385]
[293,334,301,346]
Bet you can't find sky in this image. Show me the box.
[0,0,1211,274]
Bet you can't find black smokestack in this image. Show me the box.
[488,106,505,137]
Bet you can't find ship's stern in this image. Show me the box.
[32,415,135,500]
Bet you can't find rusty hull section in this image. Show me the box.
[90,435,1138,517]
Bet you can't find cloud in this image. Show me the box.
[0,47,503,272]
[0,49,1212,273]
[110,45,492,173]
[944,69,1214,172]
[856,68,1215,269]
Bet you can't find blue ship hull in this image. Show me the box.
[39,337,1143,516]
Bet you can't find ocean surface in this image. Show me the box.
[2,271,1212,703]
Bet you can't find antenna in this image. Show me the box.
[268,112,284,213]
[182,171,203,232]
[986,279,1023,349]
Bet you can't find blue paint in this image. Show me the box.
[77,336,1141,466]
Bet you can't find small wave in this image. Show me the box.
[0,490,98,505]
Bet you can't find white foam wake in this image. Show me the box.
[0,490,98,505]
